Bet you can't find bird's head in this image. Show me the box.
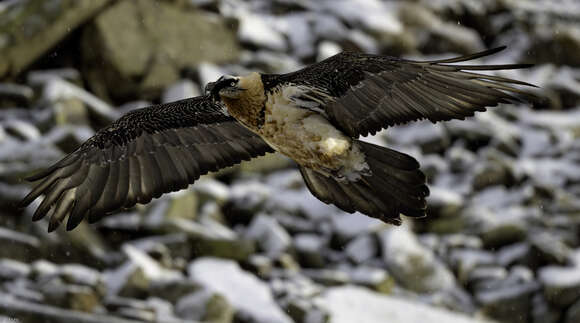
[206,75,245,101]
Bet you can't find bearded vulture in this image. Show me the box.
[21,46,536,231]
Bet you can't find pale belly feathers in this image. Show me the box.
[258,85,369,180]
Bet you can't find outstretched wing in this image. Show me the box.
[20,96,274,231]
[263,46,537,137]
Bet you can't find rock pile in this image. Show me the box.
[1,0,579,322]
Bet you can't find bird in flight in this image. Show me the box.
[20,46,535,231]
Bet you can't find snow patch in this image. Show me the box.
[189,257,292,323]
[314,286,493,323]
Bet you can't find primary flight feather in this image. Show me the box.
[21,47,536,231]
[19,96,273,231]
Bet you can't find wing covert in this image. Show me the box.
[263,46,537,137]
[20,96,274,231]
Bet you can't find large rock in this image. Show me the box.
[245,214,292,257]
[462,206,528,249]
[398,2,484,55]
[420,187,466,233]
[166,218,255,261]
[302,269,350,286]
[531,293,561,323]
[60,264,102,287]
[82,0,239,100]
[175,289,234,323]
[314,286,493,323]
[161,79,201,104]
[527,22,580,67]
[0,82,34,107]
[164,191,199,221]
[0,228,40,262]
[40,281,101,313]
[0,259,30,281]
[380,227,456,293]
[0,0,112,77]
[530,232,573,266]
[237,13,287,51]
[449,249,496,284]
[39,77,118,126]
[285,298,329,323]
[345,234,378,264]
[294,233,327,268]
[565,297,580,323]
[475,281,539,323]
[331,213,382,245]
[539,265,580,307]
[103,245,183,298]
[349,266,395,294]
[0,292,156,323]
[188,258,292,323]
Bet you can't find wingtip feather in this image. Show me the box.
[420,46,508,64]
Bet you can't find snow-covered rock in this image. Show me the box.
[162,79,201,103]
[314,286,493,323]
[539,264,580,307]
[332,213,382,244]
[345,234,378,264]
[188,257,292,323]
[238,13,287,51]
[380,227,456,292]
[245,214,292,256]
[294,233,327,268]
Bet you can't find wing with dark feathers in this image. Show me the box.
[19,96,274,232]
[262,46,538,137]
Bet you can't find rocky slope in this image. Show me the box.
[0,0,579,323]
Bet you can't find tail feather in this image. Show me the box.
[299,140,429,224]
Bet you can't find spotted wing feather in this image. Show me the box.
[262,46,537,137]
[20,96,274,231]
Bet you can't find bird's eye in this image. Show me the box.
[230,81,236,86]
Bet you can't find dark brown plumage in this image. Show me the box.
[209,46,537,225]
[19,96,273,231]
[22,47,537,231]
[260,46,536,138]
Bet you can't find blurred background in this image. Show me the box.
[0,0,579,322]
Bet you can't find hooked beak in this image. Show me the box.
[206,75,244,100]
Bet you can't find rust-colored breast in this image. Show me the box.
[222,72,266,131]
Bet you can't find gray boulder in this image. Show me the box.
[539,265,580,307]
[82,0,239,100]
[314,286,494,323]
[245,214,292,257]
[0,0,112,77]
[475,281,539,323]
[565,297,580,323]
[175,288,234,323]
[189,257,292,323]
[380,227,456,293]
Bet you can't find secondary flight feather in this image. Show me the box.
[19,96,273,231]
[21,46,536,231]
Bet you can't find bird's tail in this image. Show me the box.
[299,140,429,224]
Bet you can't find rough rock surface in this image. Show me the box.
[189,258,292,323]
[82,0,239,100]
[1,0,579,322]
[314,286,493,323]
[0,0,113,77]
